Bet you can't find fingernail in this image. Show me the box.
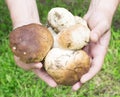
[49,82,57,88]
[80,77,87,83]
[35,63,42,69]
[90,33,98,42]
[72,87,79,92]
[72,82,81,91]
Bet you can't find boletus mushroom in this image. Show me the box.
[47,7,75,32]
[57,24,90,50]
[9,24,53,63]
[44,7,91,86]
[45,48,90,86]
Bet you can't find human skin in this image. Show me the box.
[6,0,57,87]
[6,0,120,91]
[72,0,120,91]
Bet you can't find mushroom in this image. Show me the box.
[45,7,91,85]
[45,48,90,85]
[47,7,75,32]
[57,24,90,50]
[9,7,91,86]
[9,23,53,63]
[74,16,87,26]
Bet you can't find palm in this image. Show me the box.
[72,30,111,91]
[14,56,57,87]
[83,31,111,81]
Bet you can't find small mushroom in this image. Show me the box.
[9,23,53,63]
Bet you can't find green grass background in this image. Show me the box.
[0,0,120,97]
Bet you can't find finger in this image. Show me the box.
[83,44,92,57]
[33,69,57,87]
[30,63,43,70]
[99,30,111,48]
[80,31,110,83]
[14,56,42,70]
[90,22,109,42]
[80,55,104,83]
[72,82,82,91]
[14,55,30,70]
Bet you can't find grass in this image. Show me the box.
[0,0,120,97]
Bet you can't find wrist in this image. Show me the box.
[91,0,119,16]
[6,0,41,29]
[12,18,41,29]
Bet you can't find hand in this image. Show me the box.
[72,30,111,91]
[71,0,120,91]
[14,55,57,87]
[6,0,57,88]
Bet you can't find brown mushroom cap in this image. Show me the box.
[45,48,90,86]
[57,24,90,50]
[9,24,53,63]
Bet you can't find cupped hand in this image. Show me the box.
[83,10,112,43]
[72,30,111,91]
[72,7,112,91]
[14,55,57,87]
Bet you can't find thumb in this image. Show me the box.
[90,22,109,42]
